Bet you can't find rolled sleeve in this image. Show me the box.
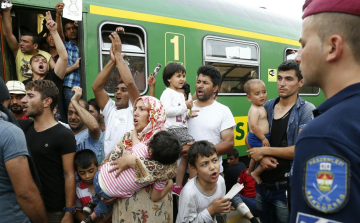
[299,102,316,130]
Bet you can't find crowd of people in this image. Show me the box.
[1,0,360,223]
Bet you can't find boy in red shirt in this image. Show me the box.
[74,150,112,222]
[231,168,259,223]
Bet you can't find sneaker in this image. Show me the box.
[250,217,259,223]
[82,201,96,216]
[171,184,183,196]
[81,215,94,223]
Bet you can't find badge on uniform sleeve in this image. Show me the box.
[303,155,349,213]
[296,212,342,223]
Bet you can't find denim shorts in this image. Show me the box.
[93,170,113,217]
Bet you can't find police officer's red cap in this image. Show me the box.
[302,0,360,19]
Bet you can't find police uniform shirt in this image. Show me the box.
[290,83,360,223]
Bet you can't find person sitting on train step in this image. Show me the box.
[68,86,104,163]
[1,0,55,82]
[232,168,259,223]
[92,31,140,157]
[56,2,81,110]
[246,60,315,223]
[22,12,69,123]
[224,150,259,223]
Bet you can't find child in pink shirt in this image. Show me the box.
[82,130,181,223]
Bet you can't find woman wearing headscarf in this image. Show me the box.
[101,96,177,222]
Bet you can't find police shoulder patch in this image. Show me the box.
[303,154,350,213]
[296,212,342,223]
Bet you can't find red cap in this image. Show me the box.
[302,0,360,19]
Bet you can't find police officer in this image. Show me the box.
[292,0,360,222]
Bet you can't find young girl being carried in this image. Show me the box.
[160,63,198,195]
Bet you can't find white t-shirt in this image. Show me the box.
[176,176,226,223]
[101,98,134,157]
[160,88,188,129]
[188,101,235,173]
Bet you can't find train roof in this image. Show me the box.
[14,0,302,43]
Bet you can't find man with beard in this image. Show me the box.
[92,32,140,157]
[184,65,236,223]
[6,81,29,120]
[68,86,103,162]
[19,80,76,222]
[23,12,68,123]
[246,60,315,223]
[291,0,360,222]
[56,2,81,109]
[1,0,55,82]
[0,77,47,223]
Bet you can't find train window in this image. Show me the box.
[203,36,260,95]
[284,48,320,95]
[99,22,147,96]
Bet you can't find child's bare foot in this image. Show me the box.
[251,172,262,185]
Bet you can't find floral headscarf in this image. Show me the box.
[128,96,166,146]
[104,96,176,184]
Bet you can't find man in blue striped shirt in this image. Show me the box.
[56,2,81,111]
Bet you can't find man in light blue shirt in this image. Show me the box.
[68,86,104,162]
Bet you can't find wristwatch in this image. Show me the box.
[63,206,76,214]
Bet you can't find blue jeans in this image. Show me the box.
[231,194,259,217]
[255,184,289,223]
[93,171,113,217]
[63,87,74,111]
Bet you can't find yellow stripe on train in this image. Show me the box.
[90,5,300,46]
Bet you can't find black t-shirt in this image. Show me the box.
[260,105,294,184]
[224,162,247,192]
[23,69,66,123]
[18,119,76,212]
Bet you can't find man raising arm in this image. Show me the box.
[69,86,104,161]
[92,31,140,157]
[1,1,55,81]
[70,86,101,141]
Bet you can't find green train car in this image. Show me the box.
[0,0,325,157]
